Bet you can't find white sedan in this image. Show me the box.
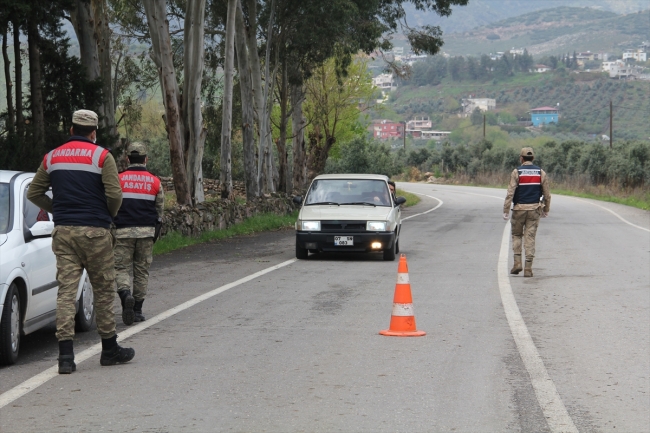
[0,170,94,365]
[293,174,406,261]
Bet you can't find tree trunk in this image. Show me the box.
[12,18,23,137]
[235,1,258,200]
[93,0,116,140]
[143,0,191,206]
[183,0,207,203]
[290,83,306,193]
[306,128,335,182]
[258,0,276,194]
[27,18,44,148]
[69,0,100,81]
[220,0,237,199]
[276,61,288,193]
[2,26,14,134]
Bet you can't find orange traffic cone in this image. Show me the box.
[379,254,426,337]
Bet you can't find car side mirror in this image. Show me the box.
[29,221,54,238]
[292,196,303,205]
[394,196,407,206]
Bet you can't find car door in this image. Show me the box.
[20,180,58,329]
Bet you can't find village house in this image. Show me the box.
[530,107,558,127]
[622,49,647,62]
[461,98,496,117]
[531,64,550,73]
[372,73,396,91]
[405,116,432,138]
[369,119,404,140]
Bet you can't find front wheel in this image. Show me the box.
[296,243,309,260]
[0,283,21,365]
[75,273,95,332]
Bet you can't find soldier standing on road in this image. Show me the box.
[27,110,135,374]
[503,147,551,277]
[113,142,164,325]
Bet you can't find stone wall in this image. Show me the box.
[160,179,296,238]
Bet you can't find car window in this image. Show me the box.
[305,179,391,206]
[23,185,48,229]
[0,183,9,234]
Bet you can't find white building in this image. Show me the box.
[406,116,432,131]
[609,63,636,79]
[462,98,496,116]
[602,60,625,73]
[421,130,451,141]
[372,73,396,91]
[531,64,550,73]
[510,47,525,56]
[622,49,647,62]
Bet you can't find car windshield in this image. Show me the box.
[305,179,392,207]
[0,183,10,234]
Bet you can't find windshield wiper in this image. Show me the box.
[306,201,340,206]
[341,202,376,207]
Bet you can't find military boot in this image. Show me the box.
[58,340,76,374]
[100,335,135,366]
[524,260,533,277]
[510,254,523,275]
[118,289,135,326]
[133,300,145,322]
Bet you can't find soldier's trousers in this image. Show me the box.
[51,226,116,341]
[114,238,154,301]
[510,209,542,261]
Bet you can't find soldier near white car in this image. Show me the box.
[113,142,164,325]
[503,147,551,277]
[27,109,135,373]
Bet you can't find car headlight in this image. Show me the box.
[301,221,321,231]
[366,221,387,231]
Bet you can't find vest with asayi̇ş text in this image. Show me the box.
[513,164,542,205]
[113,167,161,228]
[44,138,112,228]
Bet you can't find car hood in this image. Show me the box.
[0,234,6,247]
[300,205,392,220]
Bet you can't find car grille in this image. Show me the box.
[321,221,366,232]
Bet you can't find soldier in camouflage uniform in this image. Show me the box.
[113,142,164,325]
[503,147,551,277]
[27,110,135,374]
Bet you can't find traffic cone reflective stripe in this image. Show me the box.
[380,254,426,337]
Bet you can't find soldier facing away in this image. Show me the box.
[113,142,164,325]
[503,147,551,277]
[27,109,135,374]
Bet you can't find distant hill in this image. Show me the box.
[439,7,650,56]
[405,0,650,34]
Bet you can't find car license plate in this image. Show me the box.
[334,236,354,246]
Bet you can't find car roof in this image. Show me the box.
[312,174,389,181]
[0,170,34,184]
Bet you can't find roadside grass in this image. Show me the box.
[396,188,421,207]
[550,189,650,211]
[153,211,298,255]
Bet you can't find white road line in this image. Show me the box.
[570,197,650,233]
[0,259,297,410]
[498,223,578,433]
[401,192,443,220]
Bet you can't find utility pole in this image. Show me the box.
[609,99,613,149]
[483,114,486,139]
[402,121,406,149]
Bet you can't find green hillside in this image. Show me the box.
[375,72,650,142]
[441,7,650,56]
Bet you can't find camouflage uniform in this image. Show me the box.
[114,142,164,321]
[51,226,117,340]
[503,147,551,276]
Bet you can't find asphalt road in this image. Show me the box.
[1,183,648,433]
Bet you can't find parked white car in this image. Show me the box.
[293,174,406,261]
[0,170,95,365]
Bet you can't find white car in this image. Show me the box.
[0,170,95,365]
[293,174,406,261]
